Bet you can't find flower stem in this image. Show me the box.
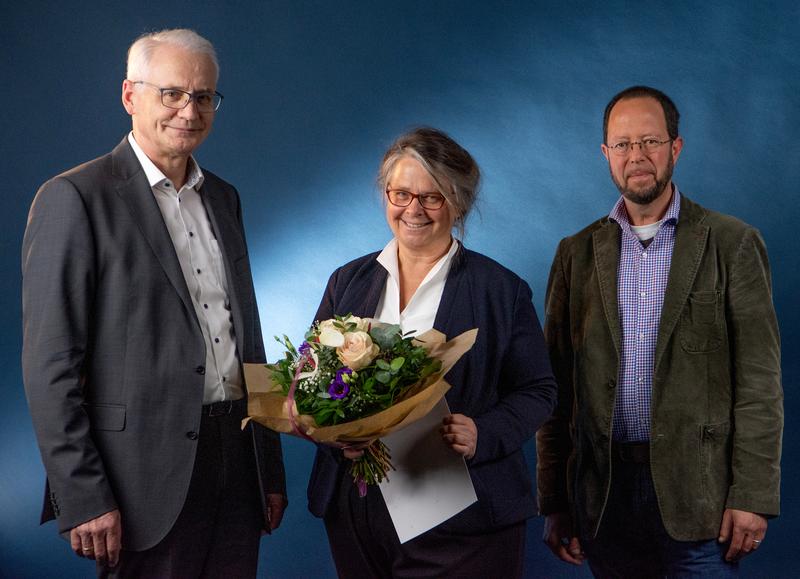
[349,439,395,496]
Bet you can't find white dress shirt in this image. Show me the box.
[374,238,458,334]
[128,132,242,403]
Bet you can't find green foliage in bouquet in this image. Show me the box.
[270,315,441,428]
[268,315,442,491]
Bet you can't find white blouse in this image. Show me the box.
[373,238,459,335]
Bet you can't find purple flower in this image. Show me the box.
[299,341,311,356]
[328,367,353,400]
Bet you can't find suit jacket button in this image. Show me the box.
[196,365,205,375]
[186,431,199,440]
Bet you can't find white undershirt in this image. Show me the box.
[630,219,664,242]
[128,132,242,403]
[374,238,458,335]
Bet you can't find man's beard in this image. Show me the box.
[612,153,674,206]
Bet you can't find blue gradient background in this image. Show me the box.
[2,1,797,577]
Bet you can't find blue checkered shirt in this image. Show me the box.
[610,189,681,442]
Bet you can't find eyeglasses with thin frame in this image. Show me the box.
[386,189,447,210]
[606,138,672,157]
[130,80,224,112]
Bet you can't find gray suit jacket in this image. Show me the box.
[22,138,285,551]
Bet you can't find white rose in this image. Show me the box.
[318,321,345,347]
[337,331,380,371]
[342,315,371,332]
[318,319,338,333]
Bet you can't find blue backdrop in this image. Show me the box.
[2,1,797,577]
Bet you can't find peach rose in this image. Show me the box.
[337,331,380,371]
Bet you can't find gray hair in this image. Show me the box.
[378,127,480,238]
[126,28,219,82]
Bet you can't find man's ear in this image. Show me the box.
[121,80,136,116]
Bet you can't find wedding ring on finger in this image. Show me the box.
[752,539,762,545]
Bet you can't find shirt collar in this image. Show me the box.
[377,237,459,284]
[127,131,204,192]
[609,184,682,229]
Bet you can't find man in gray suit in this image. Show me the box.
[22,29,286,577]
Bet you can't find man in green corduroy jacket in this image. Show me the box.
[536,85,782,578]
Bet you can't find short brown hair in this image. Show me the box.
[603,86,680,142]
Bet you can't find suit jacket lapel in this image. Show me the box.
[654,198,709,372]
[433,244,472,338]
[592,221,622,356]
[342,262,387,319]
[199,184,246,358]
[112,139,197,323]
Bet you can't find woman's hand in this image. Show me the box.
[342,441,369,460]
[440,414,477,459]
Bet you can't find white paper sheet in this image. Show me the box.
[379,398,477,543]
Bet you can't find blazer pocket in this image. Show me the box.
[85,403,127,431]
[679,291,723,353]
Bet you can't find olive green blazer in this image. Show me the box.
[536,193,782,541]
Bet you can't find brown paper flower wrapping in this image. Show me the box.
[242,328,477,445]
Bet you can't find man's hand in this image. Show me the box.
[718,508,767,561]
[543,512,584,565]
[440,414,477,459]
[69,509,122,568]
[264,493,287,533]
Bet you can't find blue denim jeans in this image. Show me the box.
[582,460,738,579]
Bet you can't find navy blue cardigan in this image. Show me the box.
[307,244,557,533]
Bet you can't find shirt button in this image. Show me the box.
[639,291,646,298]
[196,365,206,375]
[196,268,201,274]
[186,431,198,440]
[189,231,194,237]
[214,338,220,343]
[165,181,171,188]
[639,333,645,340]
[642,252,647,258]
[203,303,208,309]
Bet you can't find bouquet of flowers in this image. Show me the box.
[243,314,477,495]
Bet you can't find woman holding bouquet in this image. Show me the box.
[307,127,556,578]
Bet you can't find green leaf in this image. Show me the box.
[370,324,401,350]
[390,357,405,372]
[376,359,391,371]
[375,371,391,384]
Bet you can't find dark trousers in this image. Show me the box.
[583,455,738,579]
[98,399,263,579]
[324,469,526,579]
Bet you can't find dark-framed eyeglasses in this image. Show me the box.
[130,80,223,112]
[606,138,672,157]
[386,189,447,210]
